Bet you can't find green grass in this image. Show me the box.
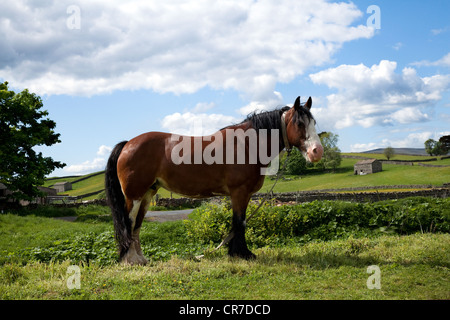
[345,153,435,160]
[1,234,448,300]
[259,158,450,193]
[0,200,449,299]
[62,174,105,197]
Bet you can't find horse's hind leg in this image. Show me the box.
[122,188,156,265]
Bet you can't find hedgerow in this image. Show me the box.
[184,197,450,247]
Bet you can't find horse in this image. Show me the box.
[105,96,323,265]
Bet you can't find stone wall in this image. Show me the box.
[5,185,446,210]
[251,188,449,204]
[151,186,449,207]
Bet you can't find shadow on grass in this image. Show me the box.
[244,236,449,270]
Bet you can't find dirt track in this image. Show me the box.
[144,209,194,222]
[54,209,195,223]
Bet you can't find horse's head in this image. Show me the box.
[283,96,323,163]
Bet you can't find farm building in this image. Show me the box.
[52,181,72,193]
[354,159,382,175]
[0,183,57,205]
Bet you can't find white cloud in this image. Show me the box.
[431,27,449,35]
[411,52,450,68]
[392,42,403,51]
[351,131,450,152]
[389,107,430,124]
[64,145,111,175]
[161,112,238,136]
[381,132,433,148]
[350,142,379,152]
[0,0,373,99]
[192,102,215,113]
[97,145,112,157]
[238,91,284,115]
[309,60,450,129]
[64,158,106,175]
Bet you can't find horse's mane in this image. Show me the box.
[219,103,313,149]
[224,103,314,131]
[243,106,290,132]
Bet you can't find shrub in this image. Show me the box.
[16,231,118,266]
[285,148,307,175]
[184,197,450,247]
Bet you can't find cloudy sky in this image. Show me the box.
[1,0,449,176]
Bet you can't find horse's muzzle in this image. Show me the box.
[307,143,324,163]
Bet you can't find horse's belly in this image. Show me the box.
[156,169,229,198]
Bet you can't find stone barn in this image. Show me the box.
[53,181,72,193]
[354,159,382,175]
[0,183,57,205]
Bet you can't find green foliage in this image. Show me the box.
[185,197,450,247]
[0,81,65,201]
[1,198,449,267]
[5,204,109,219]
[285,148,307,175]
[1,233,449,300]
[315,132,342,171]
[424,138,446,156]
[18,232,118,266]
[186,201,233,244]
[0,205,205,265]
[383,146,395,160]
[439,135,450,154]
[1,202,449,300]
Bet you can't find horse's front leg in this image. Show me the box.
[228,190,256,260]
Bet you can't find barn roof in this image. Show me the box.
[53,181,71,185]
[355,159,379,165]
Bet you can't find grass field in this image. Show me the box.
[259,157,450,193]
[1,199,449,300]
[1,233,449,300]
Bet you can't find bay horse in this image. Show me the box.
[105,96,323,265]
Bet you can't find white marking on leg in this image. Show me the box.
[128,199,142,231]
[123,189,157,265]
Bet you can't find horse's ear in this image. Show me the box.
[293,96,301,110]
[305,97,312,110]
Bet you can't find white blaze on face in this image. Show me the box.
[303,119,323,163]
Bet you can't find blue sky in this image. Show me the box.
[1,0,449,176]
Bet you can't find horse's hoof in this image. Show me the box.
[244,252,256,260]
[120,252,148,266]
[229,251,256,260]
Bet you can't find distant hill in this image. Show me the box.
[362,148,429,156]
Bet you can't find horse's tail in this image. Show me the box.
[105,140,130,260]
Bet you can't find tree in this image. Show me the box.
[438,135,450,154]
[383,146,395,160]
[285,147,307,175]
[315,132,342,172]
[0,81,66,201]
[424,138,446,156]
[424,139,437,156]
